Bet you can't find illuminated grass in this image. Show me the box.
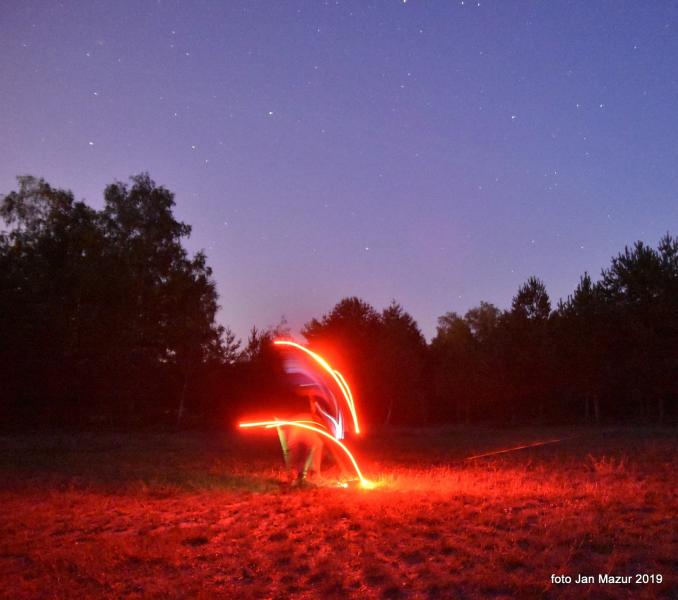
[0,428,675,598]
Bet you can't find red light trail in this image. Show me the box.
[238,419,368,485]
[464,435,580,461]
[239,340,373,487]
[273,340,360,434]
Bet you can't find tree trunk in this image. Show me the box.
[384,396,394,427]
[177,370,189,424]
[593,394,600,425]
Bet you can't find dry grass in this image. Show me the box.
[0,427,675,599]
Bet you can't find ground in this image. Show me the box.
[0,427,675,599]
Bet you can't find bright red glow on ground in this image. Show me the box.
[273,340,360,434]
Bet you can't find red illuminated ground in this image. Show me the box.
[0,428,675,599]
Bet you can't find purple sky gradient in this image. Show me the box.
[2,1,677,340]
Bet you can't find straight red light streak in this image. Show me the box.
[464,435,579,461]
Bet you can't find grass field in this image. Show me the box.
[0,427,675,599]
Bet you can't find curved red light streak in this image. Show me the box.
[239,419,366,483]
[273,340,360,434]
[332,369,356,430]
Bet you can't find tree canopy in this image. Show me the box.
[1,174,225,427]
[1,173,675,428]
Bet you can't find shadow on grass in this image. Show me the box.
[137,471,283,493]
[0,434,286,494]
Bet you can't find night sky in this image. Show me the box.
[2,1,677,340]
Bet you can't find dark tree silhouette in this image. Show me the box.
[555,273,607,423]
[0,174,225,427]
[598,236,678,422]
[502,277,553,421]
[302,297,428,426]
[302,297,383,425]
[1,174,675,429]
[431,311,475,423]
[430,302,504,423]
[377,301,428,425]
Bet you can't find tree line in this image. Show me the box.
[1,175,676,429]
